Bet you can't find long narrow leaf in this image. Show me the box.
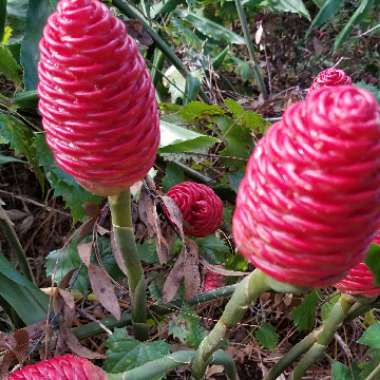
[306,0,345,38]
[0,0,6,41]
[0,255,48,324]
[334,0,374,51]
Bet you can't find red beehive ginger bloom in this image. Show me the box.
[38,0,160,196]
[335,262,380,297]
[335,233,380,297]
[203,268,224,292]
[309,67,352,93]
[166,182,223,237]
[233,85,380,288]
[7,354,106,380]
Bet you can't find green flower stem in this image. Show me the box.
[264,327,323,380]
[234,0,268,99]
[365,360,380,380]
[289,294,356,380]
[265,296,376,380]
[107,350,237,380]
[108,190,148,341]
[191,269,270,379]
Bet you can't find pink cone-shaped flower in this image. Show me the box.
[7,354,106,380]
[335,262,380,297]
[309,67,352,93]
[233,85,380,288]
[38,0,160,196]
[166,182,223,237]
[335,233,380,297]
[203,268,224,292]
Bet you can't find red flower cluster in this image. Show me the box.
[309,68,352,93]
[233,85,380,288]
[203,268,224,292]
[335,262,380,297]
[7,355,105,380]
[38,0,159,196]
[167,182,223,237]
[335,233,380,297]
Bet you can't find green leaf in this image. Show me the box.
[306,0,344,37]
[0,45,21,84]
[0,254,48,325]
[261,0,311,20]
[104,328,171,373]
[0,0,7,42]
[159,120,218,153]
[168,305,206,348]
[45,236,122,293]
[0,153,24,164]
[179,101,225,123]
[162,162,185,191]
[358,323,380,349]
[334,0,374,51]
[255,323,279,349]
[184,74,201,104]
[226,253,248,272]
[0,114,44,187]
[292,290,319,331]
[365,244,380,286]
[136,240,158,264]
[331,361,354,380]
[6,0,28,44]
[197,235,230,264]
[179,10,246,44]
[34,134,101,221]
[20,0,57,90]
[45,239,88,293]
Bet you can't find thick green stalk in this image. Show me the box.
[264,327,323,380]
[265,297,376,380]
[191,269,270,379]
[108,190,148,341]
[0,204,34,283]
[365,360,380,380]
[73,285,237,339]
[289,294,356,380]
[234,0,268,99]
[107,350,236,380]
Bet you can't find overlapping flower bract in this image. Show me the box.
[233,85,380,288]
[309,67,352,93]
[7,354,105,380]
[38,0,160,196]
[167,181,223,237]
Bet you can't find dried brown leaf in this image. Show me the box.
[184,240,201,300]
[162,248,186,303]
[58,289,75,325]
[161,195,184,240]
[111,231,128,277]
[202,261,247,277]
[60,326,105,359]
[139,184,170,264]
[77,242,93,267]
[88,264,121,320]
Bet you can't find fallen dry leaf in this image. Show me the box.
[162,248,186,303]
[60,326,105,359]
[77,242,93,267]
[88,264,121,320]
[184,240,201,301]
